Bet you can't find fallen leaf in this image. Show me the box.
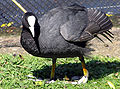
[1,23,7,27]
[7,22,14,27]
[115,73,119,76]
[107,81,115,89]
[26,74,36,78]
[35,81,43,86]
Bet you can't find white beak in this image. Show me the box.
[27,16,36,37]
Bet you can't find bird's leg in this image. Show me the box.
[50,58,57,80]
[78,56,89,84]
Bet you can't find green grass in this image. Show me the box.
[0,54,120,89]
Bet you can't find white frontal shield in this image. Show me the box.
[27,16,36,37]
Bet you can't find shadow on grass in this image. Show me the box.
[32,60,120,80]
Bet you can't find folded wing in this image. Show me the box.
[60,5,113,42]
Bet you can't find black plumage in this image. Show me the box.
[20,4,113,83]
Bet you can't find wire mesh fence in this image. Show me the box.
[0,0,120,27]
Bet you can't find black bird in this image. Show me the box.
[21,4,113,84]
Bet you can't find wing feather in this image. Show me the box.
[60,5,113,42]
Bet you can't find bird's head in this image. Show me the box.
[22,12,38,37]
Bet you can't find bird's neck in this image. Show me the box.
[20,28,40,56]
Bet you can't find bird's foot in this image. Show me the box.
[78,69,89,84]
[78,76,88,84]
[46,80,55,84]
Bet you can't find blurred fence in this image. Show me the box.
[0,0,120,27]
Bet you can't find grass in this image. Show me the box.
[0,13,120,89]
[0,54,120,89]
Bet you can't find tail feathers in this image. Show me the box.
[105,31,114,38]
[101,33,113,43]
[96,35,105,43]
[86,9,113,42]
